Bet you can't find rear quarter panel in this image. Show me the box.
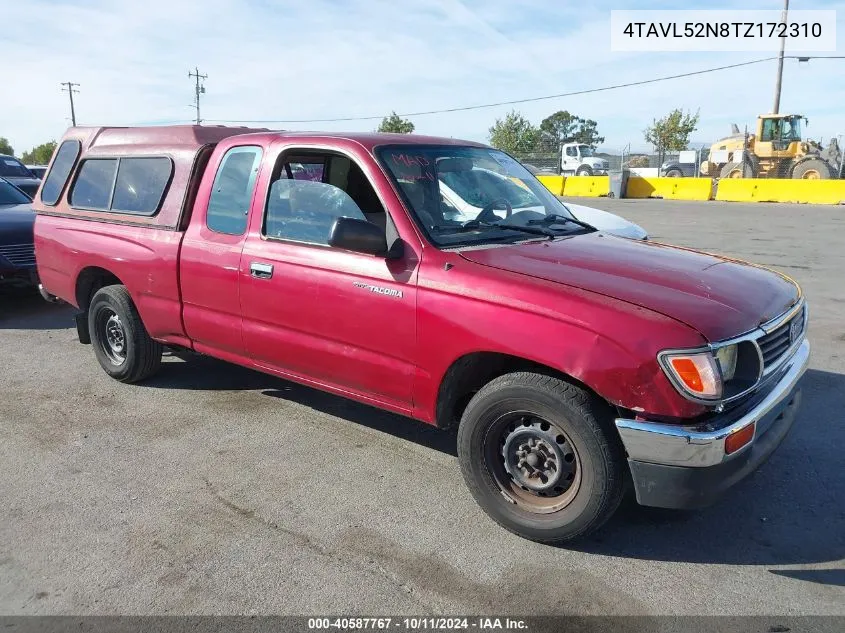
[35,215,187,345]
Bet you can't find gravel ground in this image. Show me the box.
[1,199,843,616]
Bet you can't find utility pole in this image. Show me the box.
[772,0,789,114]
[188,67,208,124]
[61,82,80,126]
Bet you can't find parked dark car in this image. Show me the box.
[0,154,41,197]
[26,165,49,179]
[0,178,37,288]
[659,160,698,177]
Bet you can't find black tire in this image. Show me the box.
[719,161,754,179]
[457,372,625,543]
[665,168,683,178]
[791,158,833,180]
[88,285,162,383]
[575,166,593,176]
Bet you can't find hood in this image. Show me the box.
[0,204,36,245]
[458,233,799,342]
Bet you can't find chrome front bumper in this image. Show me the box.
[616,339,810,468]
[614,339,809,508]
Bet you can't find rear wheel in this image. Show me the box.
[88,285,162,383]
[791,158,833,179]
[457,372,625,543]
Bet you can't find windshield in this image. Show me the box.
[578,145,594,157]
[0,180,31,205]
[377,145,589,247]
[782,116,802,142]
[0,157,33,178]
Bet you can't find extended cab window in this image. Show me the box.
[206,146,262,235]
[41,140,81,205]
[70,159,118,210]
[263,153,384,246]
[111,157,172,214]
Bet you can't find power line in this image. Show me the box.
[156,54,845,128]
[61,81,80,126]
[206,56,789,124]
[188,67,208,124]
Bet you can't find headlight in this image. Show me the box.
[659,341,763,404]
[714,345,737,380]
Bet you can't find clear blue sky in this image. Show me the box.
[4,0,844,154]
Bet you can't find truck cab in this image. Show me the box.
[32,126,809,544]
[560,143,609,176]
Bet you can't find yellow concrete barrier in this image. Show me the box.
[536,175,565,195]
[716,178,845,204]
[626,177,713,201]
[561,176,608,197]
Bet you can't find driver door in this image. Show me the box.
[239,149,418,410]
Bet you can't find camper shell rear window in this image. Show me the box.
[69,156,173,215]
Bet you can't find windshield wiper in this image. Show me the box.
[527,213,596,231]
[433,219,556,238]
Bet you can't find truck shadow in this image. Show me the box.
[0,289,75,330]
[147,353,459,457]
[572,367,845,568]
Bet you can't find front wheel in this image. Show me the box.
[575,166,593,176]
[88,285,162,383]
[457,372,625,543]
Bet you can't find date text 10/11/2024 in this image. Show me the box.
[307,617,528,630]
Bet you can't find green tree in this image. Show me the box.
[21,141,57,165]
[572,118,604,147]
[644,109,700,163]
[377,112,415,134]
[538,111,605,149]
[0,137,13,156]
[488,110,539,154]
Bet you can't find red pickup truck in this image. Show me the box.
[34,126,809,543]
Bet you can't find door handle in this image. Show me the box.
[250,262,274,279]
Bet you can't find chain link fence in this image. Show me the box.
[513,135,845,179]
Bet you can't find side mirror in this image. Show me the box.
[329,217,389,257]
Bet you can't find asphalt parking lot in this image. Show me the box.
[1,199,843,616]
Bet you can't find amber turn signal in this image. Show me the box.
[665,353,721,399]
[725,422,756,455]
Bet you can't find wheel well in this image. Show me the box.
[434,352,599,429]
[75,267,123,312]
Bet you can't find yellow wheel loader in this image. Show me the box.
[699,114,842,179]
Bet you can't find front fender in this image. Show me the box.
[414,253,709,423]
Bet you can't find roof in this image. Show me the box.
[72,125,270,150]
[63,126,487,153]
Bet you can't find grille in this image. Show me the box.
[0,243,36,267]
[757,307,804,368]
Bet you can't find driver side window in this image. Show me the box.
[264,152,388,247]
[265,179,366,245]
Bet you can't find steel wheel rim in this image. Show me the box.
[96,308,126,365]
[802,170,820,179]
[484,412,582,514]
